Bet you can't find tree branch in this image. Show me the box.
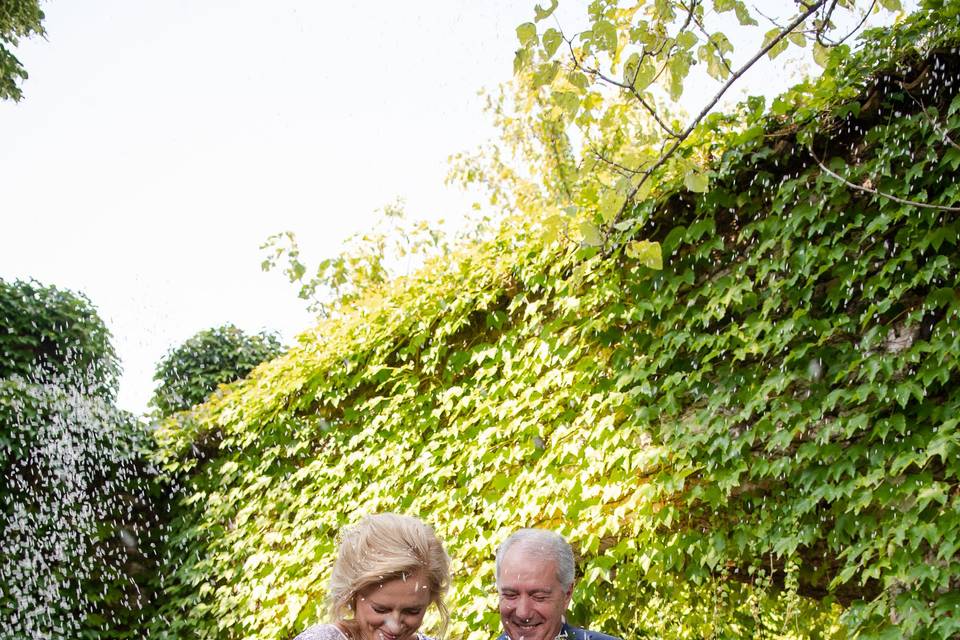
[611,0,829,227]
[565,36,681,139]
[816,0,875,47]
[811,147,960,212]
[908,93,960,151]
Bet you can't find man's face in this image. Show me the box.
[497,546,572,640]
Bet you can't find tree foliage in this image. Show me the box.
[150,7,960,640]
[0,279,161,639]
[261,201,463,319]
[150,324,284,418]
[452,0,912,252]
[0,0,46,101]
[0,278,120,397]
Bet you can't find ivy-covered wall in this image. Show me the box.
[152,10,960,640]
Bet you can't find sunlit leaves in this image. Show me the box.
[598,189,627,223]
[623,52,656,90]
[683,168,709,193]
[763,28,790,59]
[666,53,692,100]
[516,21,538,48]
[542,27,563,58]
[580,220,604,245]
[534,0,558,22]
[152,10,960,640]
[813,41,831,68]
[625,240,663,269]
[591,20,618,54]
[532,60,560,88]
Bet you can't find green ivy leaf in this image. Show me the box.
[624,53,657,90]
[683,169,710,193]
[626,240,663,270]
[676,30,698,50]
[599,190,627,223]
[532,61,560,88]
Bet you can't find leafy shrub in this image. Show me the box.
[150,324,283,418]
[0,279,162,639]
[0,278,119,397]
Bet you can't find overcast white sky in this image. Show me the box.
[1,1,574,414]
[0,1,905,415]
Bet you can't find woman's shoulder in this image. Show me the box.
[292,623,348,640]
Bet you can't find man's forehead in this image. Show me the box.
[499,547,560,581]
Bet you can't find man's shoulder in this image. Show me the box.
[561,623,621,640]
[494,625,621,640]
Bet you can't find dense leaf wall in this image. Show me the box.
[153,12,960,640]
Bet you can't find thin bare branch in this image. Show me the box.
[811,147,960,212]
[689,8,735,77]
[590,147,646,177]
[908,93,960,151]
[817,0,875,46]
[564,37,681,139]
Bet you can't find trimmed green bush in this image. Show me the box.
[0,279,119,397]
[150,324,283,418]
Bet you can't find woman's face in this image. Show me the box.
[354,570,432,640]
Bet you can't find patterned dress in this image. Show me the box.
[293,624,435,640]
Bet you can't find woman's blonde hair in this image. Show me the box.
[328,513,450,638]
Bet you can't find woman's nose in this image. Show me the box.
[383,613,403,633]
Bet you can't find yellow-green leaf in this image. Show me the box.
[813,41,831,68]
[599,190,627,224]
[532,61,560,88]
[580,221,603,246]
[541,214,566,244]
[516,22,538,47]
[593,20,617,53]
[684,169,709,193]
[542,28,562,58]
[534,0,559,21]
[626,240,663,270]
[676,30,698,51]
[763,28,789,59]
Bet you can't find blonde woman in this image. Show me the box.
[294,513,450,640]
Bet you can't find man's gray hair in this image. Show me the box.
[495,528,575,590]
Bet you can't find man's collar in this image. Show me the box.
[497,623,574,640]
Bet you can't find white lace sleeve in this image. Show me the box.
[292,623,349,640]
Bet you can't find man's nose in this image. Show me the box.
[514,594,534,618]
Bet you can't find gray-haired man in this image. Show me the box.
[494,529,621,640]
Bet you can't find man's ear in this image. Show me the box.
[562,582,574,608]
